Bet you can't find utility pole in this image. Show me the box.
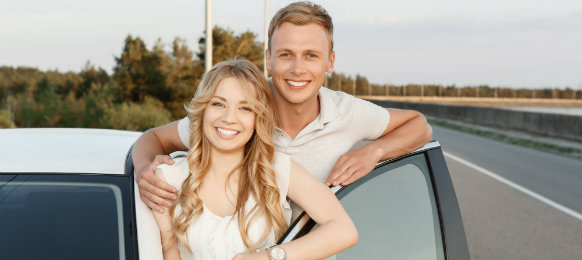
[263,0,269,77]
[205,0,213,72]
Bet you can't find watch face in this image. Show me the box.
[270,245,286,260]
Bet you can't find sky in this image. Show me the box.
[1,0,581,89]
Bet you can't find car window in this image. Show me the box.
[0,174,128,260]
[282,153,445,260]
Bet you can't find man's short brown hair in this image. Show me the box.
[268,1,334,54]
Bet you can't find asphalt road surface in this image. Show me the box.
[432,125,582,260]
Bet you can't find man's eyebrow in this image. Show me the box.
[275,48,324,54]
[305,49,324,54]
[275,48,293,53]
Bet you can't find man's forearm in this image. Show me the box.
[369,113,432,161]
[132,130,172,178]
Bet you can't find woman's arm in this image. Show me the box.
[234,160,358,260]
[152,168,183,260]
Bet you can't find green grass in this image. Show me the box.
[430,119,582,159]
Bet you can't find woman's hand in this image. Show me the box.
[152,168,174,233]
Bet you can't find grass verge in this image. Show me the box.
[429,119,582,159]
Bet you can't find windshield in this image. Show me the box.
[0,174,134,260]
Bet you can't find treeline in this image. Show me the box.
[1,25,580,129]
[323,73,582,99]
[0,26,263,129]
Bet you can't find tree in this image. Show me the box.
[113,35,167,102]
[163,38,204,118]
[197,26,264,70]
[78,62,110,98]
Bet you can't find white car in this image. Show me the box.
[0,128,468,259]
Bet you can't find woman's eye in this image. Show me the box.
[211,102,225,108]
[240,106,252,112]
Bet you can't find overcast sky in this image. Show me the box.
[1,0,581,89]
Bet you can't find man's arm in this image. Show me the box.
[325,108,432,186]
[133,120,187,213]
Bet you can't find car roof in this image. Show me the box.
[0,128,142,175]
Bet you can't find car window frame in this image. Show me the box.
[276,141,469,260]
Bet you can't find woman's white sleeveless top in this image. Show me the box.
[157,152,292,260]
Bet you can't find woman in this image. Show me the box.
[153,58,357,260]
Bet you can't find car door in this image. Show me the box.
[277,141,469,260]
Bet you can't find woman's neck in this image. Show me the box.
[209,148,244,179]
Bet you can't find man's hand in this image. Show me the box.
[326,144,381,187]
[327,109,432,187]
[137,155,178,213]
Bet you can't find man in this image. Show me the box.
[133,1,432,217]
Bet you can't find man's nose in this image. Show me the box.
[290,57,307,75]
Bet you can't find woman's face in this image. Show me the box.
[203,77,256,154]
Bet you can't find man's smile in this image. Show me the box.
[287,80,309,88]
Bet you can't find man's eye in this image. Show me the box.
[307,53,317,58]
[280,53,290,57]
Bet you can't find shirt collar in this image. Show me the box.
[316,87,339,126]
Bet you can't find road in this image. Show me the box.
[432,125,582,259]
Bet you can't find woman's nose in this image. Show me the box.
[221,107,237,123]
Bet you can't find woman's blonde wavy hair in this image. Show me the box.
[169,58,287,252]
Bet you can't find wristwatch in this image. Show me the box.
[267,244,286,260]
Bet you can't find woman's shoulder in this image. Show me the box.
[156,157,190,190]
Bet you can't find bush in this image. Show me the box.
[100,96,172,131]
[0,109,15,128]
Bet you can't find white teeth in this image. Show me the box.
[287,80,308,87]
[217,128,238,136]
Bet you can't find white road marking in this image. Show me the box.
[444,151,582,221]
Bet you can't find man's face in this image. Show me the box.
[266,22,335,106]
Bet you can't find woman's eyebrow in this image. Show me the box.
[213,95,249,104]
[212,95,226,101]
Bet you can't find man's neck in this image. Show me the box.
[273,90,320,139]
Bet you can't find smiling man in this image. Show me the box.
[132,1,432,220]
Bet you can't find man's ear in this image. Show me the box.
[265,49,272,71]
[326,51,335,73]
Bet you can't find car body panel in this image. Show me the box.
[1,129,468,260]
[0,128,141,174]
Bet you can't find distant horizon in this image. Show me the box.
[1,0,580,90]
[2,61,579,91]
